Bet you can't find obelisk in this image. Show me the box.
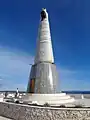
[27,8,58,94]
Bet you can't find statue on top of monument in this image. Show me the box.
[41,8,47,21]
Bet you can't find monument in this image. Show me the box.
[27,8,57,94]
[24,8,75,105]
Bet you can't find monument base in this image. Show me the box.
[21,93,75,105]
[27,62,58,94]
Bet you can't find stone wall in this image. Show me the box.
[0,102,90,120]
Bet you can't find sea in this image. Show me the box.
[62,91,90,94]
[62,91,90,99]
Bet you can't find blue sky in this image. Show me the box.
[0,0,90,91]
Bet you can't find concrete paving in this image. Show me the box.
[0,116,12,120]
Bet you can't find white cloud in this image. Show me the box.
[57,66,90,91]
[0,46,34,91]
[0,46,90,91]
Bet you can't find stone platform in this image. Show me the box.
[0,116,12,120]
[0,102,90,120]
[21,93,75,105]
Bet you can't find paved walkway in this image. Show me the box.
[0,116,12,120]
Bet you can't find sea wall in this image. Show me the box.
[0,102,90,120]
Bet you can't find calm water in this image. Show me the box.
[62,91,90,94]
